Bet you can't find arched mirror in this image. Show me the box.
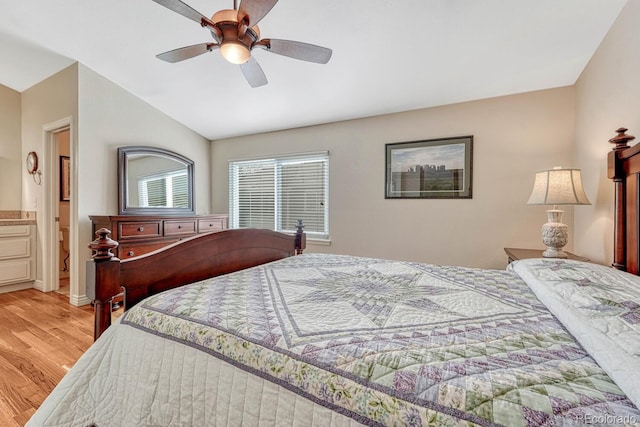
[118,146,195,215]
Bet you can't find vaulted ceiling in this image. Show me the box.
[0,0,628,140]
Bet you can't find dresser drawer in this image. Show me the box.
[118,240,179,259]
[164,220,197,236]
[198,218,227,233]
[0,237,31,260]
[90,215,229,260]
[119,222,162,239]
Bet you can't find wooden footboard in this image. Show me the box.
[87,224,306,340]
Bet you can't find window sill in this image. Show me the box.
[308,238,331,246]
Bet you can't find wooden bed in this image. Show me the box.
[51,127,640,427]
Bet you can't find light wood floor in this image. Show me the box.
[0,288,94,426]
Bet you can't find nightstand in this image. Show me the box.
[504,247,589,264]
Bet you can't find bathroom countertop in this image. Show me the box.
[0,210,36,225]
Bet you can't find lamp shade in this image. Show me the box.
[527,167,591,205]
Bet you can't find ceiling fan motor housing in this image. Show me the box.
[211,9,260,64]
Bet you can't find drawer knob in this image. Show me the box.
[128,250,135,256]
[138,227,144,232]
[178,225,182,229]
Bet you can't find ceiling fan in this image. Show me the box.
[152,0,332,87]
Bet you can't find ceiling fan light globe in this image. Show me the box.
[220,41,251,64]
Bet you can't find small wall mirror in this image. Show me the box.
[118,146,195,215]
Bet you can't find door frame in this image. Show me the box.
[42,118,77,301]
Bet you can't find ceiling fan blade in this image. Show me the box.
[258,39,332,64]
[152,0,208,23]
[240,56,268,88]
[238,0,278,27]
[156,43,217,63]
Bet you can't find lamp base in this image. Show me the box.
[541,209,569,259]
[542,247,568,258]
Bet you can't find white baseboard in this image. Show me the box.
[0,281,35,294]
[70,294,92,307]
[26,279,91,306]
[32,279,45,292]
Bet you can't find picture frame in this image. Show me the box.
[60,156,71,201]
[385,136,473,199]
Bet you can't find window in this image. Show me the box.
[229,152,329,239]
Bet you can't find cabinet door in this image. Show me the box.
[0,225,34,286]
[0,225,30,238]
[0,260,31,285]
[0,237,31,260]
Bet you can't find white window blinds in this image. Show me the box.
[138,170,189,208]
[229,152,329,238]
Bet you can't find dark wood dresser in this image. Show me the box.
[90,214,228,260]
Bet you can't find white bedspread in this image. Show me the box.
[27,317,363,427]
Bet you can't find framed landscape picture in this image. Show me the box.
[385,136,473,199]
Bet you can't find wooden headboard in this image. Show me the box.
[87,225,306,340]
[608,127,638,274]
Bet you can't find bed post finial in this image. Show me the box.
[609,127,635,150]
[295,219,306,255]
[89,228,119,260]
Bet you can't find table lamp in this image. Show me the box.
[527,167,591,258]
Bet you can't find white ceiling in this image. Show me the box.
[0,0,628,140]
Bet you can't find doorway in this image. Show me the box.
[55,129,71,296]
[42,117,76,304]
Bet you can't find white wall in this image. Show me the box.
[76,64,211,302]
[212,87,576,269]
[17,63,211,304]
[574,0,640,265]
[21,64,78,285]
[0,84,21,210]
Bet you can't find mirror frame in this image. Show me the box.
[118,146,195,216]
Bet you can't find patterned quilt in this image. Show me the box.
[122,253,640,426]
[510,258,640,415]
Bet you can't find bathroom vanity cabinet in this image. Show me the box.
[0,223,36,292]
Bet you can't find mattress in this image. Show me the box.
[28,254,640,426]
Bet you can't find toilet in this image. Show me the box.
[59,226,70,273]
